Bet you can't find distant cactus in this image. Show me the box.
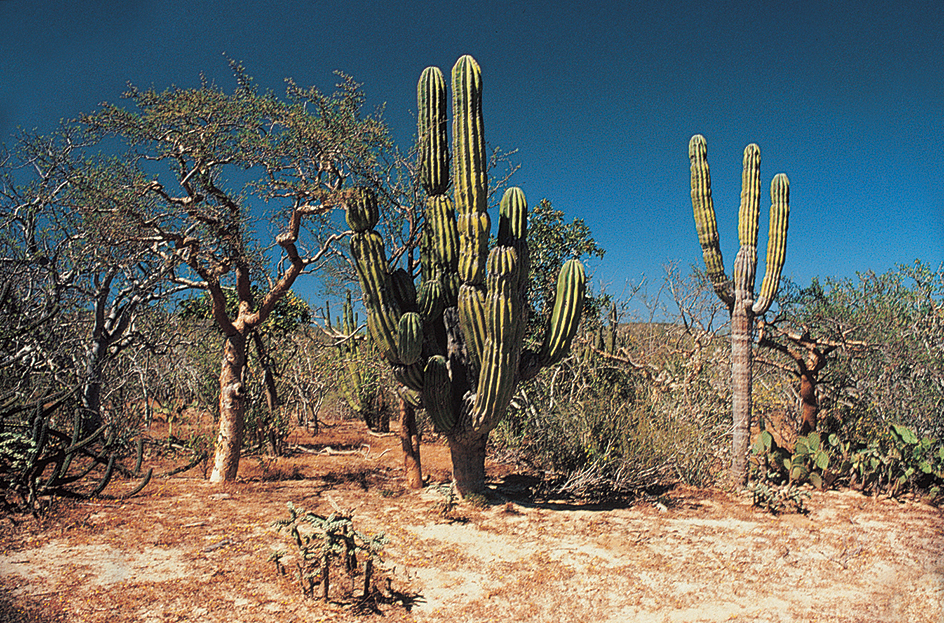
[689,134,790,485]
[348,56,586,496]
[330,292,389,432]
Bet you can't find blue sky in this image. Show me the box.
[1,0,942,303]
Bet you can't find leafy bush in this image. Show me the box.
[494,337,727,498]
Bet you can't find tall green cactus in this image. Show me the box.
[688,134,790,485]
[349,56,586,496]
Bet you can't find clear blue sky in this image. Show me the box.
[1,0,941,302]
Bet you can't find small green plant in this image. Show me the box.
[463,492,490,509]
[747,481,809,515]
[787,432,831,489]
[268,549,288,576]
[271,502,387,601]
[433,482,466,520]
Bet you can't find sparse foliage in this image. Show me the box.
[75,63,402,482]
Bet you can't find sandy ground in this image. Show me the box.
[1,418,942,623]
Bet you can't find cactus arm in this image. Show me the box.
[688,134,734,307]
[88,454,117,497]
[417,279,445,321]
[418,67,449,196]
[497,187,530,291]
[350,229,400,363]
[733,246,757,308]
[424,197,460,306]
[735,143,762,305]
[471,246,523,432]
[393,362,424,393]
[753,173,790,315]
[457,284,487,369]
[452,56,489,287]
[117,467,153,499]
[397,313,424,366]
[451,56,487,225]
[337,291,367,414]
[390,268,418,314]
[537,259,587,367]
[345,187,380,232]
[738,144,762,250]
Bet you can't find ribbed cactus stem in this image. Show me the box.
[346,187,379,233]
[424,196,460,306]
[452,56,488,287]
[458,284,487,369]
[738,144,762,250]
[343,291,356,336]
[397,313,423,366]
[498,187,530,291]
[418,67,449,196]
[350,220,401,363]
[471,246,523,431]
[452,56,486,219]
[688,134,733,306]
[424,355,456,431]
[538,259,587,366]
[753,173,790,314]
[688,134,791,485]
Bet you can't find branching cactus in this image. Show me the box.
[688,134,790,485]
[349,55,586,496]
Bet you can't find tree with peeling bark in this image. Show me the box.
[757,279,869,436]
[78,65,397,483]
[758,266,944,440]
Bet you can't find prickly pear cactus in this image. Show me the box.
[688,134,790,485]
[348,56,586,495]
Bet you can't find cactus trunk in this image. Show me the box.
[730,295,753,484]
[688,134,791,486]
[447,433,488,498]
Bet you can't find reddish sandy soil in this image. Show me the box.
[1,418,943,623]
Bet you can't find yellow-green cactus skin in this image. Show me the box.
[688,134,791,485]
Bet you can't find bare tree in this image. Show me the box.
[77,65,400,482]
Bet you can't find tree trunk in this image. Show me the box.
[210,332,247,483]
[398,396,423,489]
[79,340,107,437]
[447,433,488,497]
[730,302,754,486]
[798,372,818,436]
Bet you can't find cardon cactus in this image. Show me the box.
[329,291,388,432]
[688,134,790,485]
[349,55,586,496]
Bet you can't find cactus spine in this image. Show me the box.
[348,56,586,496]
[688,134,791,485]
